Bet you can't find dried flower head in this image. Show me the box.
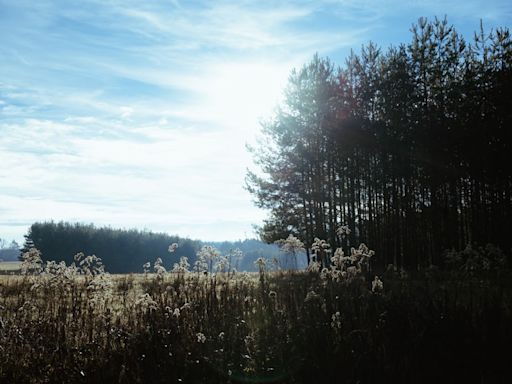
[372,276,384,293]
[168,243,179,253]
[254,257,266,267]
[275,234,305,253]
[307,260,321,273]
[311,238,330,252]
[196,332,206,343]
[154,258,166,275]
[336,225,351,237]
[172,256,190,273]
[331,311,342,329]
[135,293,158,312]
[21,248,43,275]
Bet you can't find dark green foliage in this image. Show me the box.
[23,221,200,273]
[247,18,512,269]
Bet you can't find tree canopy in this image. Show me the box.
[247,17,512,269]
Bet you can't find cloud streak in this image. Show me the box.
[0,0,510,243]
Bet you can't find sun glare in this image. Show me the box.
[202,61,290,131]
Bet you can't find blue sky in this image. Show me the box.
[0,0,510,244]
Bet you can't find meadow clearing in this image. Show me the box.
[0,246,511,383]
[0,261,21,275]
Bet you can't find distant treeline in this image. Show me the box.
[23,222,198,273]
[212,239,306,271]
[22,222,287,273]
[247,17,512,269]
[0,239,20,262]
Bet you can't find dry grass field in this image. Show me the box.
[0,261,21,274]
[0,249,511,383]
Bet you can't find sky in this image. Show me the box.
[0,0,511,245]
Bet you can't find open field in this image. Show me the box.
[0,261,21,274]
[1,258,511,383]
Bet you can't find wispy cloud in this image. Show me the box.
[1,0,510,243]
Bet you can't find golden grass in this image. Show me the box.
[0,261,21,272]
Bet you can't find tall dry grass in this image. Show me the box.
[0,246,511,383]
